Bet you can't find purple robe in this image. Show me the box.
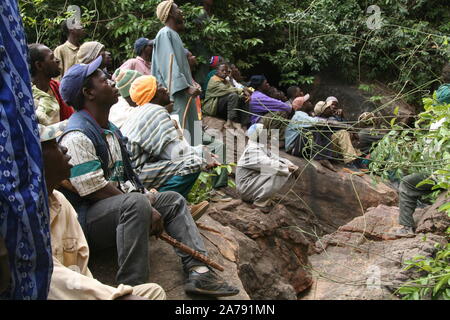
[249,91,291,124]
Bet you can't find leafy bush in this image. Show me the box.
[398,240,450,300]
[187,163,235,205]
[20,0,450,105]
[370,93,449,300]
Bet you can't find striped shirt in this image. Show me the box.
[121,103,205,188]
[60,126,132,197]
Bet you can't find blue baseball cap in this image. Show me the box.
[60,56,103,106]
[134,38,154,56]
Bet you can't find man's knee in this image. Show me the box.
[157,191,186,205]
[121,193,152,224]
[133,283,166,300]
[400,174,421,193]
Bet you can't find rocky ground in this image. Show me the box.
[89,116,448,300]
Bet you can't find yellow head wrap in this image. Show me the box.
[156,0,174,23]
[130,75,158,106]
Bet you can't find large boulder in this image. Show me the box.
[281,152,398,234]
[303,204,448,300]
[207,199,313,299]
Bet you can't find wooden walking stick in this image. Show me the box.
[182,96,194,130]
[159,233,225,272]
[168,53,174,95]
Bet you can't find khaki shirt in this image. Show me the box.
[54,41,79,79]
[48,190,134,300]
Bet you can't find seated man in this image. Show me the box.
[202,55,226,97]
[113,38,153,79]
[229,64,245,89]
[236,124,299,213]
[109,69,143,128]
[29,43,75,125]
[248,75,292,145]
[325,96,345,122]
[76,41,106,64]
[285,96,336,171]
[357,112,385,156]
[314,101,363,169]
[123,74,217,203]
[58,56,239,297]
[203,63,250,132]
[40,121,165,300]
[286,86,304,107]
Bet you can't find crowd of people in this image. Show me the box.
[0,0,448,300]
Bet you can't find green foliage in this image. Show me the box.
[187,163,235,205]
[19,0,449,105]
[370,92,450,300]
[397,241,450,300]
[370,96,450,188]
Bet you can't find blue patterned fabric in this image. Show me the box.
[0,0,52,300]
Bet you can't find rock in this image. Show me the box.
[303,204,448,300]
[280,153,398,234]
[89,218,250,300]
[416,193,450,236]
[203,115,399,235]
[208,199,314,299]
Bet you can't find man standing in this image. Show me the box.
[0,0,53,299]
[54,19,84,79]
[29,43,74,125]
[58,56,239,297]
[152,0,202,145]
[114,38,154,78]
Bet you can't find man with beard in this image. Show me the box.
[29,44,75,125]
[152,1,202,145]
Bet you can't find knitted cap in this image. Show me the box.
[76,41,105,64]
[156,0,174,23]
[114,69,143,98]
[130,75,158,106]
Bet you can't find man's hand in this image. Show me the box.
[203,147,221,169]
[145,190,158,206]
[115,294,149,300]
[288,165,300,178]
[187,86,201,97]
[150,208,164,238]
[334,109,344,118]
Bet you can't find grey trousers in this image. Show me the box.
[399,173,434,228]
[85,191,207,286]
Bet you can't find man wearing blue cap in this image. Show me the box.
[113,37,154,80]
[57,56,239,297]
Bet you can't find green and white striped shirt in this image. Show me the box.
[60,125,132,197]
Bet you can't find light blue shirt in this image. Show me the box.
[285,111,321,152]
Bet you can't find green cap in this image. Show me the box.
[114,69,143,98]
